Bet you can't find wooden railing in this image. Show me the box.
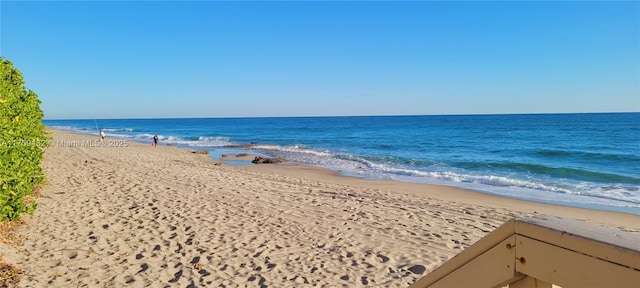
[409,215,640,288]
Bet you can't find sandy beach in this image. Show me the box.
[2,130,638,287]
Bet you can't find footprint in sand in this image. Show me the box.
[64,250,78,259]
[136,263,149,274]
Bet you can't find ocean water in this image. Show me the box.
[44,113,640,214]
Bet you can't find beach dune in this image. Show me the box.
[2,130,637,287]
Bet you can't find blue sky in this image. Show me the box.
[1,1,638,119]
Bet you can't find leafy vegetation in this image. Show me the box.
[0,58,48,221]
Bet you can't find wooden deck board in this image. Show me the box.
[516,234,640,288]
[516,216,640,269]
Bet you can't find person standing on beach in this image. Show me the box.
[153,134,158,147]
[100,130,105,140]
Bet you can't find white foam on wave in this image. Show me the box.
[429,172,564,191]
[379,166,639,206]
[48,125,94,133]
[184,137,232,147]
[134,133,156,139]
[199,136,230,142]
[48,125,78,131]
[254,144,333,157]
[129,134,232,147]
[101,128,135,132]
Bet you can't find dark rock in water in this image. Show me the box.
[224,144,255,149]
[408,265,426,274]
[236,153,249,157]
[251,156,284,164]
[191,150,209,154]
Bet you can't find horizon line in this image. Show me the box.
[43,111,640,121]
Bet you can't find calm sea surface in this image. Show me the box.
[44,113,640,214]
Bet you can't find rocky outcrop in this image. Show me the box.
[251,156,284,164]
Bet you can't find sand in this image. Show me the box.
[1,130,638,287]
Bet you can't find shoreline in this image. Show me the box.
[3,130,638,287]
[48,121,640,216]
[45,127,640,228]
[254,162,640,216]
[181,135,640,220]
[242,160,639,228]
[34,128,640,226]
[52,126,640,216]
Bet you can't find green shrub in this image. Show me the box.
[0,58,48,221]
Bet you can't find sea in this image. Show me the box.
[44,113,640,215]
